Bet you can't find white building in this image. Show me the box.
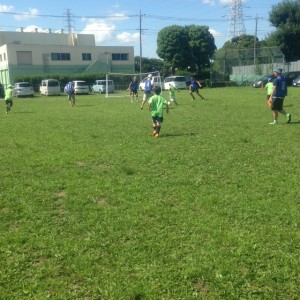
[0,30,135,86]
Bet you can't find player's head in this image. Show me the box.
[133,76,136,80]
[169,83,173,87]
[267,78,272,82]
[148,74,152,79]
[153,86,161,95]
[7,84,13,89]
[274,67,282,74]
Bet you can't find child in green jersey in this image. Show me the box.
[4,84,14,114]
[168,83,179,105]
[265,78,273,108]
[148,86,169,138]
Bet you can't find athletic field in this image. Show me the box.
[1,87,299,299]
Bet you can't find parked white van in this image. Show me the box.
[92,80,115,94]
[164,76,186,90]
[40,79,61,96]
[73,80,89,94]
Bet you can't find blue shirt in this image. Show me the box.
[144,79,153,92]
[191,79,199,90]
[130,80,138,91]
[273,76,287,97]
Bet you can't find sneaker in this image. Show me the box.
[153,132,159,138]
[152,130,157,136]
[287,114,291,124]
[269,120,278,125]
[140,106,143,110]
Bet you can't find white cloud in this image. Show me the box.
[108,13,129,22]
[0,4,13,12]
[80,19,116,43]
[202,0,216,5]
[209,28,223,37]
[117,32,140,43]
[80,13,131,44]
[22,25,44,32]
[14,8,39,21]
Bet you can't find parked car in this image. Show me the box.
[40,79,61,96]
[92,80,115,94]
[292,75,300,87]
[73,80,89,94]
[252,74,276,88]
[139,76,164,91]
[164,76,186,90]
[282,71,300,86]
[13,82,34,97]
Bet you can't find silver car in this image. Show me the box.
[292,75,300,87]
[13,82,34,97]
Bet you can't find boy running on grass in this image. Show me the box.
[4,84,14,114]
[148,86,169,138]
[189,76,205,101]
[168,83,179,105]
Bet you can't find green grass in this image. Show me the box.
[0,87,299,299]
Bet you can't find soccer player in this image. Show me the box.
[140,74,153,109]
[268,67,291,125]
[4,84,14,114]
[148,86,169,138]
[265,78,274,108]
[128,76,138,102]
[168,83,179,105]
[189,76,205,100]
[64,81,75,107]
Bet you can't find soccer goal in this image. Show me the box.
[105,71,163,98]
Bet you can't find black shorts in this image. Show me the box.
[271,97,284,111]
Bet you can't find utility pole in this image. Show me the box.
[139,10,143,82]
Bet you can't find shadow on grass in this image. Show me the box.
[160,132,198,138]
[76,104,96,107]
[10,111,35,114]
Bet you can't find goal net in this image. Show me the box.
[105,71,163,98]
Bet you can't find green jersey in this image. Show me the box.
[5,88,13,100]
[265,82,273,95]
[169,86,176,97]
[148,94,167,117]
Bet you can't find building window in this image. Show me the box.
[17,51,32,65]
[0,54,2,62]
[112,53,129,61]
[82,53,91,61]
[3,53,6,61]
[51,53,71,61]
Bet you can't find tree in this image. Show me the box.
[221,34,261,50]
[267,0,300,61]
[157,25,216,74]
[134,57,164,74]
[186,25,216,72]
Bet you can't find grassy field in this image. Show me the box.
[0,87,299,299]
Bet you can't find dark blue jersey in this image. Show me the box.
[191,79,199,90]
[130,80,138,90]
[273,76,287,97]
